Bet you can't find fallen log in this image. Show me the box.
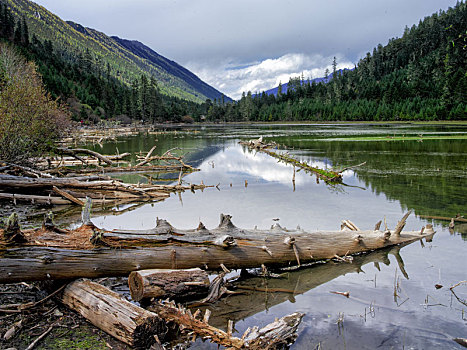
[60,279,303,349]
[129,268,210,302]
[56,147,114,165]
[0,212,434,283]
[60,279,167,349]
[418,214,467,223]
[0,174,171,201]
[0,192,71,205]
[240,138,343,183]
[148,300,304,349]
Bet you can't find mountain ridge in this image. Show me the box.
[7,0,228,103]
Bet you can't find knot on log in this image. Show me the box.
[383,230,391,241]
[354,235,363,243]
[214,235,237,248]
[217,214,237,230]
[284,236,295,246]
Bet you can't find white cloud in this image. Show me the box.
[187,53,354,100]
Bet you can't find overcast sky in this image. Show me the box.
[32,0,457,99]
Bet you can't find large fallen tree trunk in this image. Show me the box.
[60,279,167,349]
[0,212,434,283]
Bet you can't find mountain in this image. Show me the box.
[6,0,228,103]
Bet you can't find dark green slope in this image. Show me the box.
[7,0,226,103]
[207,2,466,122]
[111,36,231,103]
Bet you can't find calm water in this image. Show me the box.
[90,123,466,349]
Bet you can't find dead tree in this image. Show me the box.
[0,212,433,283]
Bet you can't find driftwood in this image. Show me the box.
[148,300,304,349]
[0,211,434,283]
[59,279,303,349]
[60,279,167,349]
[129,268,210,302]
[418,214,467,223]
[240,138,343,183]
[0,174,219,207]
[203,245,410,328]
[56,147,114,165]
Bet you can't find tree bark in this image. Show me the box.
[0,213,433,283]
[60,279,167,349]
[128,268,210,302]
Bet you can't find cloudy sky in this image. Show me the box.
[32,0,457,99]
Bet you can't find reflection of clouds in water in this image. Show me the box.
[195,145,352,186]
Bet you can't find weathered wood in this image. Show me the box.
[0,213,434,283]
[136,145,158,167]
[60,279,167,349]
[0,192,70,205]
[240,137,343,182]
[148,300,303,349]
[52,186,84,206]
[418,214,467,223]
[129,268,210,302]
[56,147,114,165]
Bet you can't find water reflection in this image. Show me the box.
[86,124,466,349]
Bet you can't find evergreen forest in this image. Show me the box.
[1,0,466,123]
[208,2,466,122]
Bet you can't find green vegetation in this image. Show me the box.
[207,2,466,122]
[6,0,223,104]
[0,42,68,163]
[323,135,467,142]
[0,0,211,124]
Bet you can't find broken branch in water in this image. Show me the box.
[449,280,467,306]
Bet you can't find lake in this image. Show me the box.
[90,123,466,349]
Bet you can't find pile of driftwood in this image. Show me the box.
[240,137,365,183]
[0,145,211,208]
[0,210,312,349]
[0,206,435,348]
[0,173,212,208]
[38,145,197,176]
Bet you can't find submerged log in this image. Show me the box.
[240,137,343,183]
[60,279,167,349]
[0,212,434,283]
[129,268,210,302]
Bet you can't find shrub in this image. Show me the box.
[0,43,69,164]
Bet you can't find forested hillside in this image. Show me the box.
[209,2,466,122]
[0,0,219,123]
[6,0,227,104]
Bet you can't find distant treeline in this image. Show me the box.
[207,2,466,122]
[0,1,207,124]
[1,1,466,123]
